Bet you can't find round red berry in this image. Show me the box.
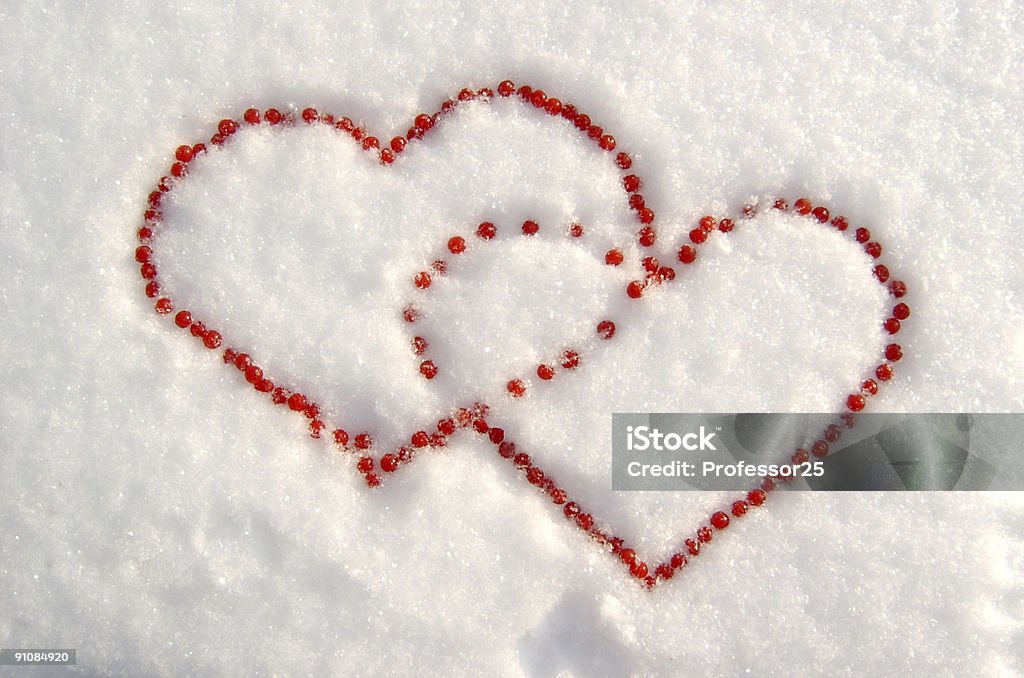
[537,364,555,381]
[175,145,194,162]
[626,281,645,299]
[605,249,624,266]
[155,298,173,314]
[731,501,748,517]
[710,511,730,530]
[638,226,656,247]
[689,228,708,244]
[678,245,697,264]
[884,318,902,334]
[616,152,632,169]
[885,344,903,361]
[876,364,894,381]
[420,361,438,380]
[202,331,222,349]
[747,489,766,506]
[522,220,539,236]
[847,394,866,412]
[174,310,192,328]
[507,379,526,398]
[597,320,616,339]
[812,206,830,223]
[497,80,515,96]
[855,227,871,243]
[355,433,373,450]
[623,175,641,193]
[893,303,911,320]
[561,350,580,370]
[476,222,496,240]
[414,272,431,289]
[794,198,812,215]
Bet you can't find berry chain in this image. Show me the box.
[134,80,910,588]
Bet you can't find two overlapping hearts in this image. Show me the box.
[134,80,910,588]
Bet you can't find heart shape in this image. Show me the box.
[134,80,911,588]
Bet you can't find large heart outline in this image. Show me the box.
[133,80,912,588]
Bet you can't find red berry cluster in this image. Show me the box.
[402,218,614,397]
[137,80,911,588]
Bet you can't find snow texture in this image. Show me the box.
[1,1,1022,675]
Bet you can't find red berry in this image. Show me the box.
[174,310,192,328]
[824,424,841,442]
[561,350,580,370]
[710,511,730,530]
[697,526,713,543]
[443,235,466,255]
[190,321,206,338]
[379,149,395,165]
[420,361,438,380]
[233,353,252,371]
[747,489,766,506]
[135,246,152,263]
[217,119,237,136]
[874,265,890,283]
[616,152,632,169]
[587,125,603,140]
[574,114,591,130]
[170,162,188,178]
[689,228,708,244]
[686,538,701,556]
[626,280,645,299]
[657,266,676,282]
[832,215,849,231]
[514,453,532,470]
[893,303,911,320]
[287,393,308,412]
[301,108,318,123]
[488,427,505,444]
[362,136,379,150]
[605,249,624,266]
[333,429,349,446]
[599,134,616,151]
[731,501,748,517]
[847,394,866,412]
[175,145,194,162]
[255,379,274,393]
[537,364,555,380]
[865,242,882,258]
[670,553,687,570]
[638,226,656,247]
[792,448,809,464]
[414,113,433,131]
[719,219,734,233]
[773,198,789,211]
[414,272,431,289]
[517,85,532,99]
[379,454,398,472]
[619,548,637,566]
[855,227,871,243]
[202,331,222,349]
[638,207,655,224]
[476,222,496,240]
[155,298,173,314]
[862,379,878,395]
[522,220,539,236]
[365,473,381,487]
[497,80,515,96]
[885,344,903,361]
[137,227,153,241]
[812,206,830,223]
[884,317,902,334]
[549,487,567,504]
[699,216,716,232]
[243,108,260,125]
[889,280,908,298]
[264,108,282,125]
[527,466,545,486]
[812,440,829,458]
[530,90,547,108]
[876,364,894,381]
[412,336,428,355]
[597,320,616,339]
[140,262,157,280]
[544,98,562,116]
[145,281,159,298]
[623,175,641,193]
[245,365,263,384]
[794,198,812,215]
[569,222,584,238]
[355,433,373,450]
[357,457,373,473]
[507,379,526,398]
[403,305,420,323]
[411,431,430,448]
[678,245,697,264]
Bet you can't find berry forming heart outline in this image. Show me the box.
[134,80,911,588]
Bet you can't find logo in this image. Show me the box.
[626,425,718,452]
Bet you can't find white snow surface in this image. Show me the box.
[2,1,1023,676]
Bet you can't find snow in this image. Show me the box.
[2,1,1023,675]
